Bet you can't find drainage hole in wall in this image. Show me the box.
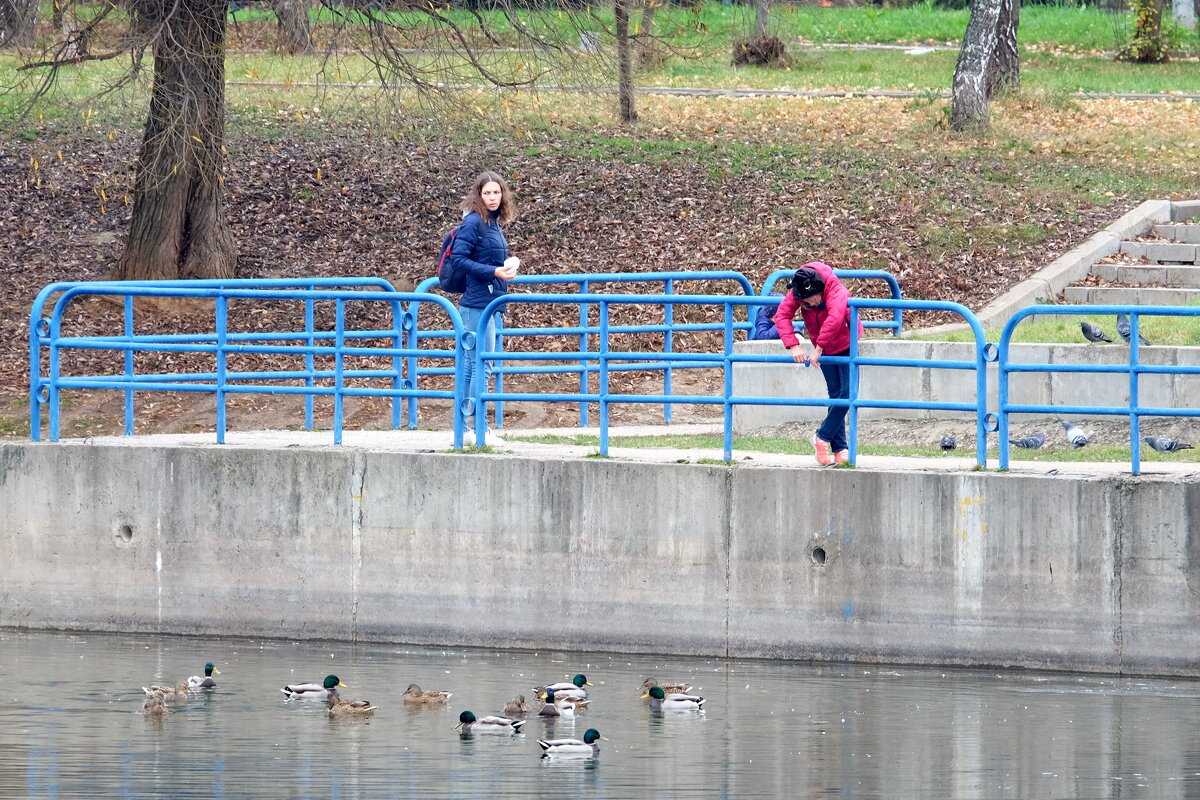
[811,547,826,566]
[116,524,133,543]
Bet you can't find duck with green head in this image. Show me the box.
[187,662,221,690]
[535,673,591,702]
[643,685,705,712]
[456,710,526,734]
[282,675,346,700]
[537,728,605,757]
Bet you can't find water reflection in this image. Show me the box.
[3,629,1200,798]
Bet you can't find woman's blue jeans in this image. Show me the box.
[459,304,496,422]
[817,348,851,452]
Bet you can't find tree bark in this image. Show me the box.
[615,0,637,123]
[0,0,37,50]
[635,0,662,70]
[950,0,1002,131]
[115,0,236,281]
[270,0,313,55]
[1120,0,1168,62]
[753,0,769,42]
[987,0,1020,98]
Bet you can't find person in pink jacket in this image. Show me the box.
[773,263,862,466]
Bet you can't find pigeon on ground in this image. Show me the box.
[1061,421,1089,448]
[940,435,957,451]
[1144,436,1194,453]
[1080,320,1112,344]
[1009,431,1045,449]
[1115,313,1151,346]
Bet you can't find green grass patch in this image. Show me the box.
[914,301,1200,345]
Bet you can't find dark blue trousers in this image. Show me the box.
[816,349,851,452]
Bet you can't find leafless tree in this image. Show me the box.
[271,0,314,55]
[615,0,637,122]
[0,0,36,50]
[950,0,1002,130]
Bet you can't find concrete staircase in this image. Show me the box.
[1063,201,1200,306]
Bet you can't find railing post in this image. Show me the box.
[123,295,135,436]
[579,280,590,428]
[495,315,505,429]
[599,300,610,456]
[848,306,861,467]
[663,277,674,424]
[1130,312,1142,475]
[215,296,228,445]
[722,302,734,463]
[334,298,345,446]
[304,292,315,431]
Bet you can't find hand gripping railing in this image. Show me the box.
[762,269,904,337]
[29,282,469,448]
[997,305,1200,475]
[412,271,756,428]
[467,293,990,466]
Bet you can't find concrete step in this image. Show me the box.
[1120,240,1200,264]
[1173,200,1200,222]
[1062,285,1200,305]
[1089,262,1200,286]
[1153,224,1200,244]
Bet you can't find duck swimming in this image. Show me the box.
[641,677,692,696]
[282,675,346,700]
[535,673,591,702]
[503,695,531,716]
[327,692,376,716]
[537,728,605,757]
[187,663,221,690]
[142,683,190,703]
[402,684,451,705]
[456,710,526,734]
[643,685,705,712]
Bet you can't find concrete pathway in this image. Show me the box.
[61,423,1200,479]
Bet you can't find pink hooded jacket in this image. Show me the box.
[772,262,862,354]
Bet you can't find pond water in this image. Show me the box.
[4,629,1200,799]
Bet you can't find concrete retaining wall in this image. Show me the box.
[732,339,1200,431]
[2,441,1199,676]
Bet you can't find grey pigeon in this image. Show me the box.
[1080,320,1112,344]
[940,435,957,451]
[1115,313,1151,346]
[1144,436,1194,453]
[1009,431,1045,449]
[1061,421,1088,448]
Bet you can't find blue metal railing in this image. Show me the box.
[468,293,990,465]
[412,271,758,428]
[29,282,469,447]
[997,305,1200,475]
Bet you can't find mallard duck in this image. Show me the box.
[456,710,526,734]
[535,673,591,701]
[643,685,705,712]
[641,677,692,696]
[538,688,573,718]
[187,662,221,690]
[142,683,190,703]
[142,694,169,716]
[282,674,346,700]
[327,691,376,716]
[503,695,531,716]
[537,728,605,758]
[402,684,451,705]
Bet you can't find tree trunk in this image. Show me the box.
[52,0,63,29]
[615,0,637,123]
[115,0,236,281]
[0,0,37,50]
[753,0,769,42]
[635,0,662,69]
[270,0,313,55]
[1120,0,1168,62]
[987,0,1020,98]
[950,0,1002,131]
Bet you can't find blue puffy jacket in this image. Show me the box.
[451,211,510,311]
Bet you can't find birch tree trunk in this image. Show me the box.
[950,0,1002,131]
[615,0,637,123]
[115,0,236,281]
[987,0,1020,98]
[271,0,313,55]
[0,0,36,49]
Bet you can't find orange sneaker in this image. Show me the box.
[834,449,850,464]
[811,434,834,466]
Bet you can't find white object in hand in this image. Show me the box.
[504,256,520,271]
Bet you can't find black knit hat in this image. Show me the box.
[791,267,825,299]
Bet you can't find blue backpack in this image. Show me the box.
[436,224,467,293]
